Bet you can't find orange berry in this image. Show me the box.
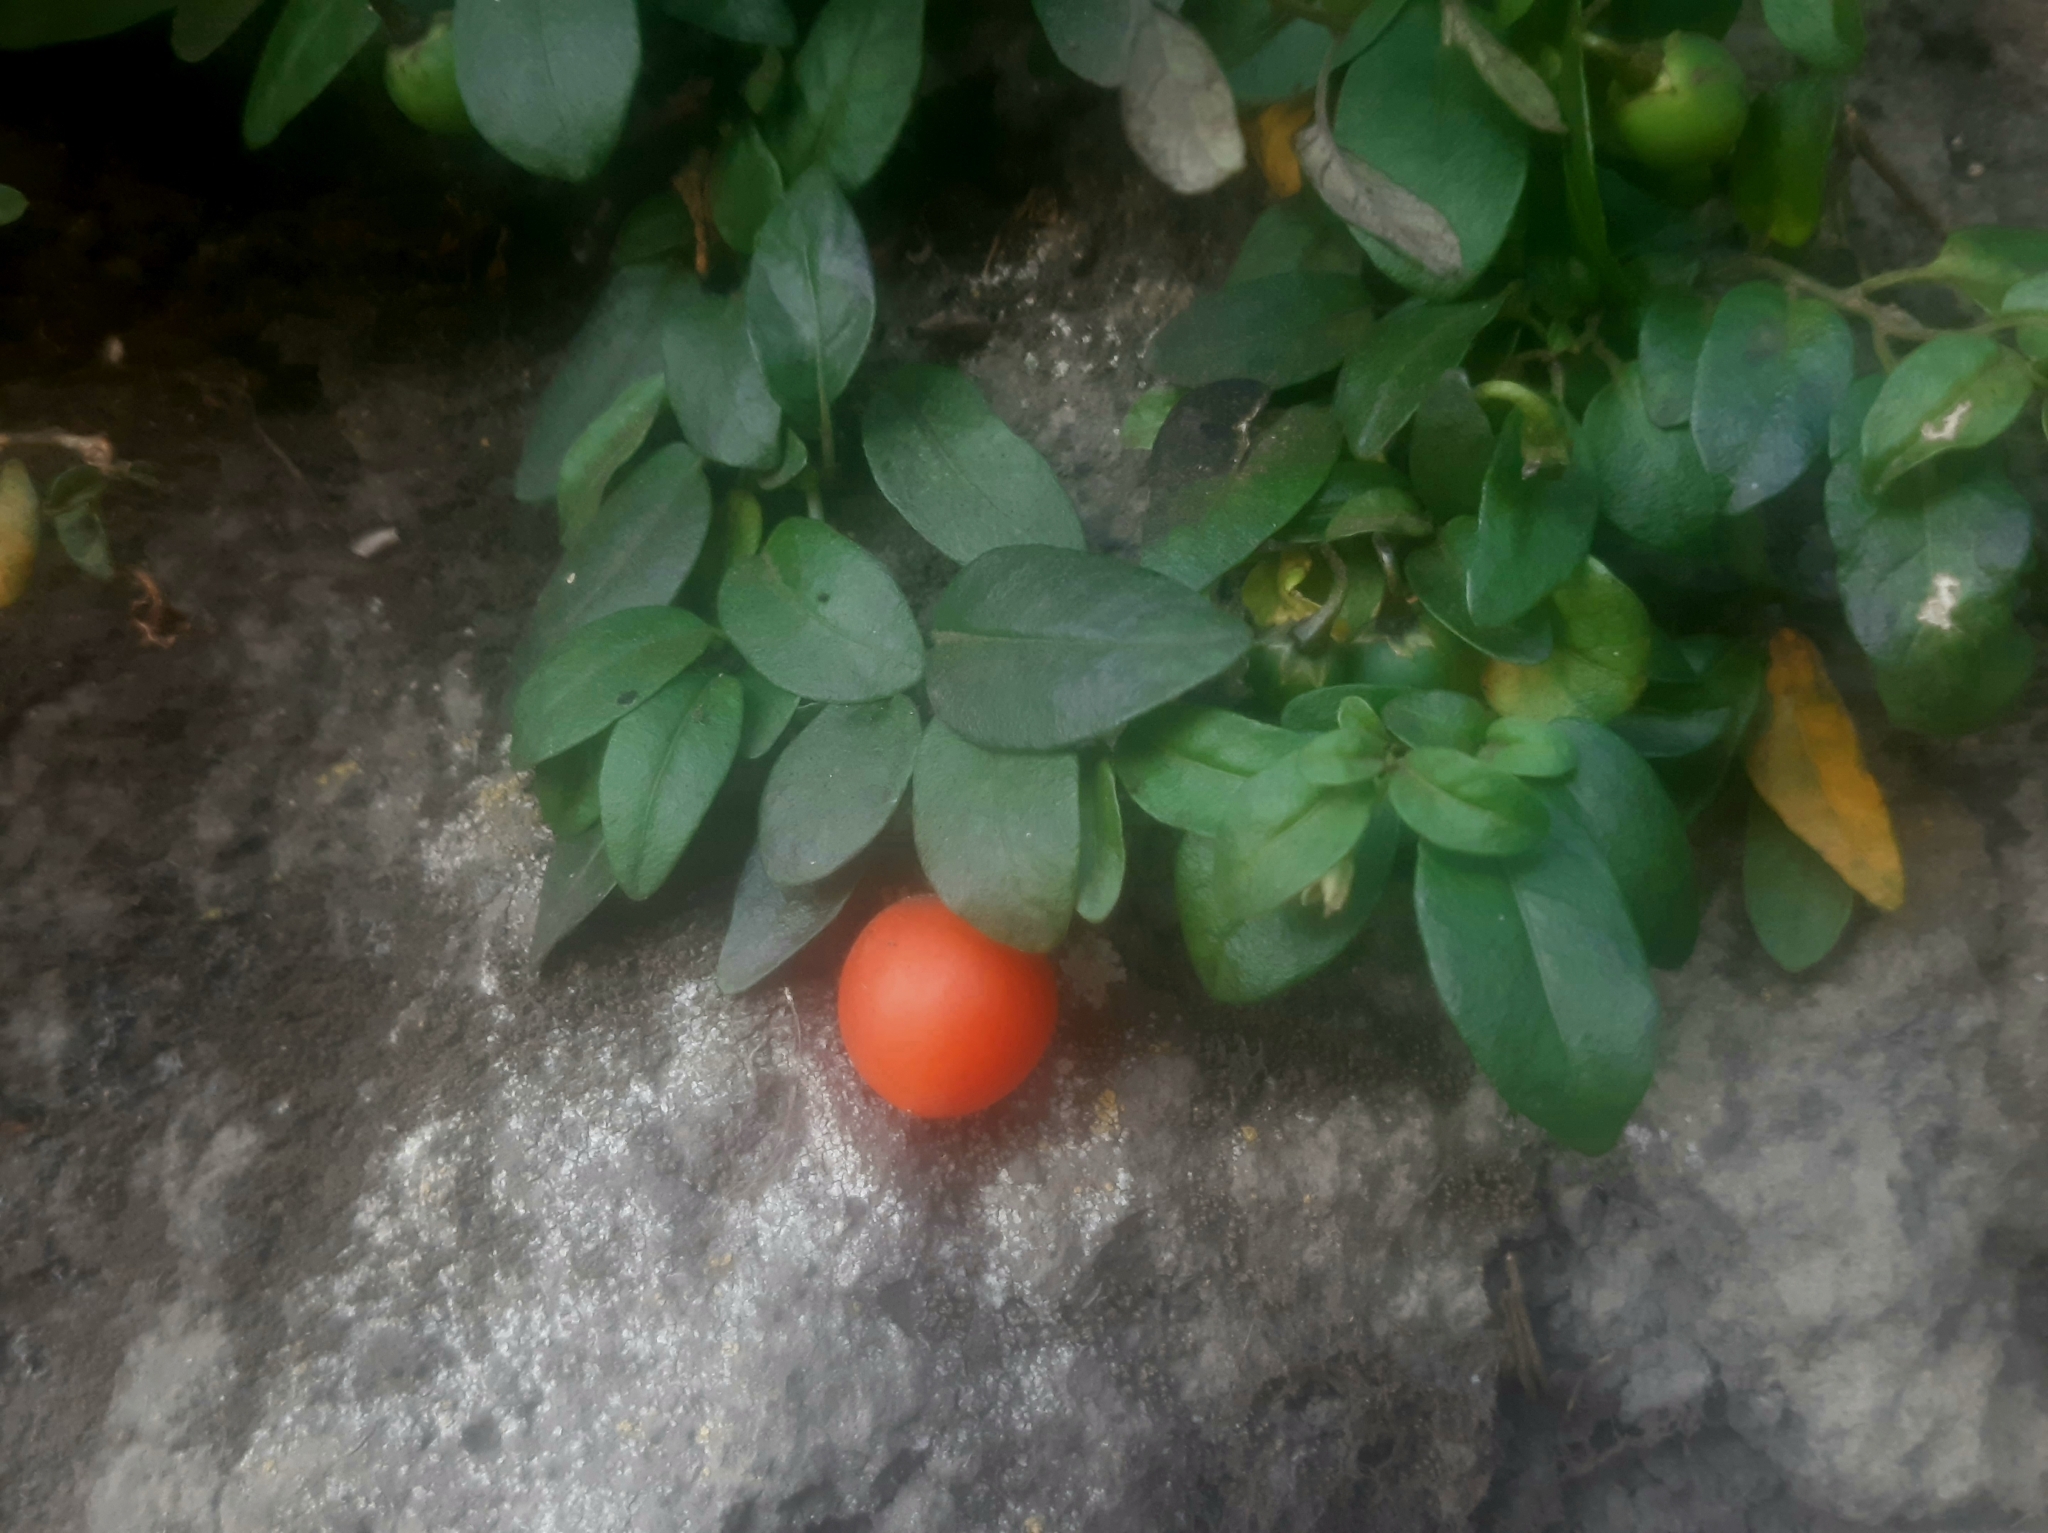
[836,895,1059,1118]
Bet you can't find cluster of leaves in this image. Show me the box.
[13,0,2048,1152]
[0,457,121,609]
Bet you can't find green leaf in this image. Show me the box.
[1546,718,1697,968]
[1283,460,1428,542]
[555,375,668,543]
[1999,273,2048,363]
[1440,0,1562,135]
[1825,452,2036,736]
[1730,76,1842,251]
[1919,227,2048,310]
[1333,0,1529,298]
[1217,758,1379,922]
[242,0,379,149]
[517,264,689,502]
[454,0,639,181]
[1637,288,1711,429]
[532,732,606,835]
[912,721,1078,952]
[1414,829,1659,1153]
[1383,689,1493,752]
[173,0,265,60]
[0,0,168,47]
[758,695,920,885]
[1113,705,1306,835]
[1692,281,1854,510]
[1606,706,1730,759]
[1032,0,1139,85]
[863,365,1086,563]
[929,545,1251,749]
[613,194,694,266]
[511,607,715,769]
[52,506,115,581]
[1229,197,1366,285]
[515,444,710,684]
[1122,387,1183,450]
[1468,412,1599,626]
[712,122,786,255]
[1143,407,1343,590]
[1281,684,1403,733]
[1859,334,2036,492]
[1408,370,1493,520]
[1225,17,1325,106]
[780,0,924,190]
[1483,558,1653,724]
[1481,716,1576,779]
[665,284,783,471]
[717,517,924,702]
[738,671,800,759]
[1391,745,1551,857]
[745,167,876,433]
[0,184,22,225]
[1120,6,1245,195]
[1407,518,1555,665]
[1744,793,1853,972]
[1332,296,1501,460]
[1150,274,1377,391]
[531,824,617,963]
[662,0,795,47]
[599,672,743,899]
[716,848,855,993]
[1176,817,1390,1003]
[1579,365,1729,555]
[1760,0,1862,71]
[1076,759,1127,924]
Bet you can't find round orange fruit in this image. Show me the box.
[837,895,1059,1118]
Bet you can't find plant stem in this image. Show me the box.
[1842,107,1948,240]
[1724,255,1944,343]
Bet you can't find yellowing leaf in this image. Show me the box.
[1252,98,1314,199]
[0,458,38,609]
[1744,628,1905,911]
[1240,550,1320,627]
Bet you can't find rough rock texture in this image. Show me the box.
[5,3,2048,1531]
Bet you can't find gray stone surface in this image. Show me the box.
[6,3,2048,1530]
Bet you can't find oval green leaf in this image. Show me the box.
[665,283,783,470]
[927,545,1252,750]
[1390,746,1550,856]
[516,264,690,502]
[1482,558,1653,724]
[1382,689,1493,752]
[862,365,1085,563]
[1481,716,1577,779]
[779,0,924,190]
[1150,273,1376,391]
[242,0,379,149]
[1407,517,1555,664]
[1547,718,1698,969]
[1580,365,1729,555]
[1468,412,1599,627]
[912,721,1079,952]
[715,848,856,994]
[1333,296,1501,460]
[717,517,925,703]
[662,0,795,47]
[1859,334,2036,493]
[712,121,785,255]
[758,695,921,886]
[599,672,744,899]
[514,444,713,685]
[745,166,876,433]
[1744,793,1852,974]
[1691,281,1853,511]
[531,824,617,964]
[1408,369,1493,520]
[555,374,668,542]
[511,607,716,768]
[1413,830,1659,1154]
[1143,406,1343,591]
[455,0,639,181]
[1217,758,1379,922]
[1112,705,1308,836]
[1333,0,1529,298]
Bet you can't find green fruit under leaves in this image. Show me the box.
[1609,32,1748,171]
[386,13,473,137]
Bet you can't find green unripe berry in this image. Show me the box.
[1610,32,1749,171]
[385,13,473,138]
